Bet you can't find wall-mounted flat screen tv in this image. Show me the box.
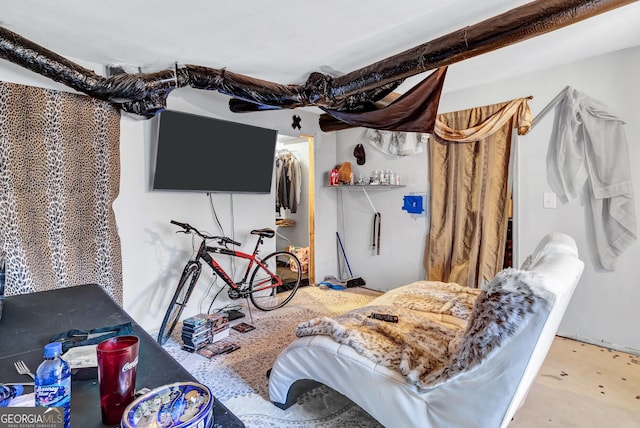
[153,110,278,193]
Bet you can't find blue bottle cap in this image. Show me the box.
[43,342,62,358]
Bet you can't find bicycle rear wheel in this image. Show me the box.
[249,251,302,311]
[157,263,201,345]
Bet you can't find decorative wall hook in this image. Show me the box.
[292,115,302,130]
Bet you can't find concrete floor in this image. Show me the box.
[510,336,640,427]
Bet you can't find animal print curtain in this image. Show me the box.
[424,98,531,288]
[0,81,123,303]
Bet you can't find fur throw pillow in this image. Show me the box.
[425,268,553,387]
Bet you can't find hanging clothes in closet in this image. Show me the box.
[275,151,302,213]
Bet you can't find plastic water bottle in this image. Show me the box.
[0,384,23,406]
[35,342,71,428]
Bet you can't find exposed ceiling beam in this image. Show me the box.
[232,0,638,114]
[0,0,636,119]
[327,0,639,100]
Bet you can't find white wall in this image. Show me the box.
[334,130,429,290]
[314,132,340,283]
[428,46,640,353]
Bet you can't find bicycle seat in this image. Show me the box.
[251,228,275,238]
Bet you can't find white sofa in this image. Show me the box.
[268,232,584,427]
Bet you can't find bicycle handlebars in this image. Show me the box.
[170,220,190,230]
[170,220,241,246]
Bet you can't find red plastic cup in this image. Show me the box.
[96,335,139,425]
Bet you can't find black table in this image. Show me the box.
[0,284,244,427]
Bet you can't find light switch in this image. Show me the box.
[543,192,556,209]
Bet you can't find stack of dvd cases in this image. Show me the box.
[208,313,229,341]
[181,313,229,352]
[182,314,211,352]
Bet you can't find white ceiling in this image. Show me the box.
[1,0,640,96]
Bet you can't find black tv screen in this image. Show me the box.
[153,110,278,193]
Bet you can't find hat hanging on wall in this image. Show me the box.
[353,143,366,165]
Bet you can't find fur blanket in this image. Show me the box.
[371,280,482,322]
[296,268,553,389]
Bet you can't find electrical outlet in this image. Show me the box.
[543,192,556,209]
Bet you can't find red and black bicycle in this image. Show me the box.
[157,220,302,345]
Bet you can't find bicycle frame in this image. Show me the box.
[196,234,283,293]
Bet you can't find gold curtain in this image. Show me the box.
[0,81,123,303]
[424,98,531,288]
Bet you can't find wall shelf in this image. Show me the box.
[324,185,405,189]
[326,184,406,218]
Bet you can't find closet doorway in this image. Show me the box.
[274,134,315,286]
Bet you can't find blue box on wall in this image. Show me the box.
[402,195,425,215]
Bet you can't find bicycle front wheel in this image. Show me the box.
[157,263,201,345]
[249,251,302,311]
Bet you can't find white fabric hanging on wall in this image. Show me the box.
[546,87,636,270]
[361,129,427,157]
